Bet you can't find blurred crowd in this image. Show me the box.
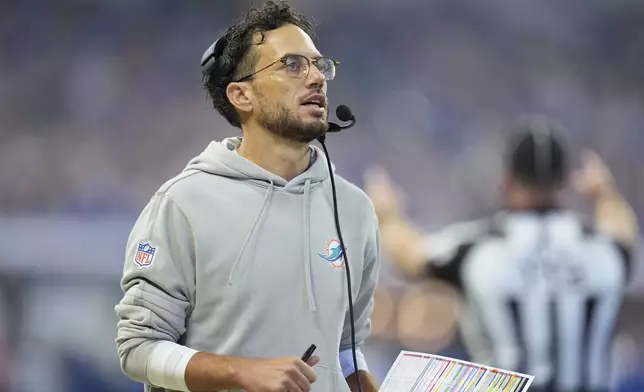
[2,0,644,221]
[1,0,644,391]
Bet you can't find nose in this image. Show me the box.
[305,63,326,89]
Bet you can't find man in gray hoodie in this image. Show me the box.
[114,2,381,392]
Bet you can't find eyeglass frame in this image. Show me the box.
[232,53,340,83]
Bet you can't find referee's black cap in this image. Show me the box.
[504,115,570,188]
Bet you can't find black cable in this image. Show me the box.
[319,139,363,392]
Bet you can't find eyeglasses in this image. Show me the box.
[233,54,339,83]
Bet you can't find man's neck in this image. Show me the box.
[237,126,311,182]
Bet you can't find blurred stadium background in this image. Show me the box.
[1,0,643,391]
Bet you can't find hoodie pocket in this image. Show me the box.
[313,365,351,392]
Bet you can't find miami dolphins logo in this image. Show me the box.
[318,239,346,268]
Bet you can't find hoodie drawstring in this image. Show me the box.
[227,182,274,285]
[303,179,317,312]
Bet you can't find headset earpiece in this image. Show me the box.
[200,36,234,80]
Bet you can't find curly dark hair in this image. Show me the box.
[203,1,317,128]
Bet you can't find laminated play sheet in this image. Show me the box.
[380,351,534,392]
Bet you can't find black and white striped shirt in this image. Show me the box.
[423,209,632,392]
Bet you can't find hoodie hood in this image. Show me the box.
[183,137,334,193]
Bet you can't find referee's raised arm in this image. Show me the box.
[573,149,639,249]
[363,166,428,279]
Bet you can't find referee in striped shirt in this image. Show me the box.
[365,115,639,392]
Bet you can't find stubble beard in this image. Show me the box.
[257,100,328,144]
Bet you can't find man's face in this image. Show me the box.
[246,24,330,143]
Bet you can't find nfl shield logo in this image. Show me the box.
[135,241,157,268]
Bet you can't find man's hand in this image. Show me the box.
[237,355,320,392]
[364,166,405,223]
[572,149,616,200]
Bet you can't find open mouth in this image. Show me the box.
[301,93,326,109]
[302,101,324,108]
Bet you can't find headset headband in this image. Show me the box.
[200,36,232,78]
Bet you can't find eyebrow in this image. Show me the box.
[282,52,323,60]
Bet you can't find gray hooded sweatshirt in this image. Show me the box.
[115,137,381,392]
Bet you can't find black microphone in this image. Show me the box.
[327,105,356,133]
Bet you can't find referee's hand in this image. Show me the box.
[238,355,320,392]
[364,166,405,222]
[572,149,616,199]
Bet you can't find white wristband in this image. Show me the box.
[146,341,198,391]
[339,347,369,378]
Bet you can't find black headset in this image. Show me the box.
[200,36,234,79]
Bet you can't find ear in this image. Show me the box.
[226,82,254,115]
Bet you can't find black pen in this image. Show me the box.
[301,344,317,362]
